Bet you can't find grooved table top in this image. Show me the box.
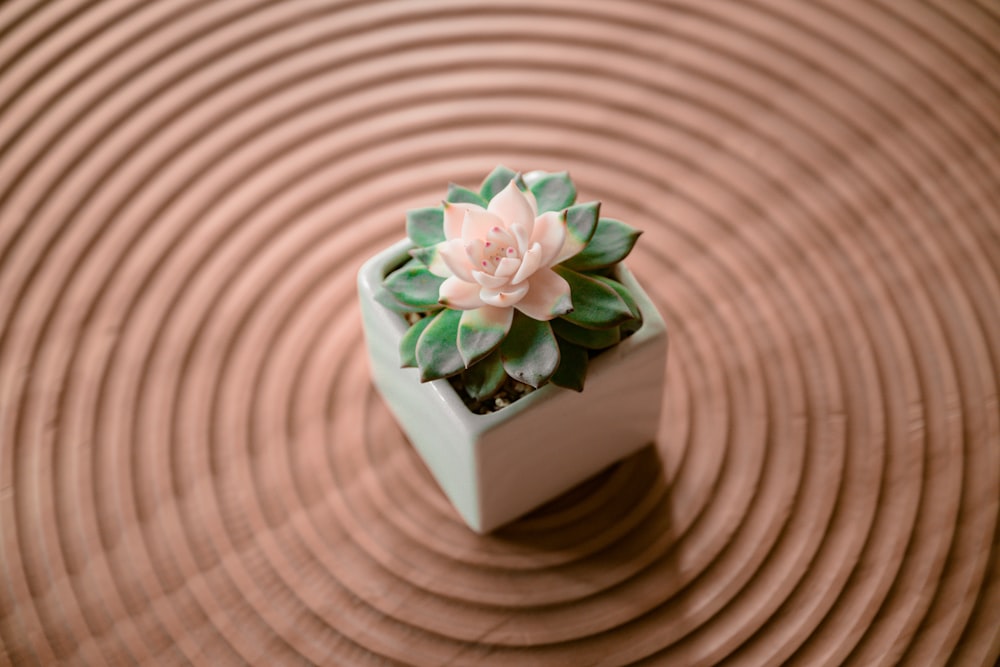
[1,1,998,665]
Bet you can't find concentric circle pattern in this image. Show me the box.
[1,1,998,665]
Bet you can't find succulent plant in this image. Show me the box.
[378,165,642,405]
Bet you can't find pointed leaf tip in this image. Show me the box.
[592,274,642,322]
[556,201,600,264]
[550,337,588,391]
[406,207,446,247]
[551,317,621,350]
[562,218,641,271]
[458,306,514,367]
[399,315,434,368]
[383,264,446,309]
[415,309,465,381]
[500,312,560,388]
[462,349,507,400]
[479,165,518,202]
[553,266,633,329]
[446,183,488,207]
[409,245,451,277]
[530,171,576,213]
[375,285,436,314]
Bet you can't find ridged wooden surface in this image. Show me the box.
[1,1,998,665]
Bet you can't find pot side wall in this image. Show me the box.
[358,239,668,533]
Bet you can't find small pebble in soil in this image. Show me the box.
[447,374,535,414]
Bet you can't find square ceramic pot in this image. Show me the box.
[357,238,668,533]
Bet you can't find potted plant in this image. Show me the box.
[357,166,668,533]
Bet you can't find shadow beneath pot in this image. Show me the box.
[482,443,697,641]
[492,443,673,555]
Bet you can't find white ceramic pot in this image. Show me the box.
[357,238,668,533]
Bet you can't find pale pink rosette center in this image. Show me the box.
[429,181,574,324]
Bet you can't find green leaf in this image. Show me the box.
[551,317,621,350]
[562,218,642,271]
[399,315,434,368]
[530,171,576,213]
[550,338,588,392]
[479,165,518,202]
[592,275,641,321]
[416,309,464,381]
[375,287,433,314]
[408,245,450,277]
[383,265,445,308]
[500,312,560,388]
[553,266,634,329]
[576,272,644,337]
[446,183,488,207]
[458,307,513,367]
[406,207,446,247]
[560,201,600,261]
[522,170,546,187]
[462,350,506,400]
[620,318,643,338]
[408,245,436,267]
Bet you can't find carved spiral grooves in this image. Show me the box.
[1,1,998,665]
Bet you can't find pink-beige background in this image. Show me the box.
[1,1,998,665]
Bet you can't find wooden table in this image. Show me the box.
[1,1,997,664]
